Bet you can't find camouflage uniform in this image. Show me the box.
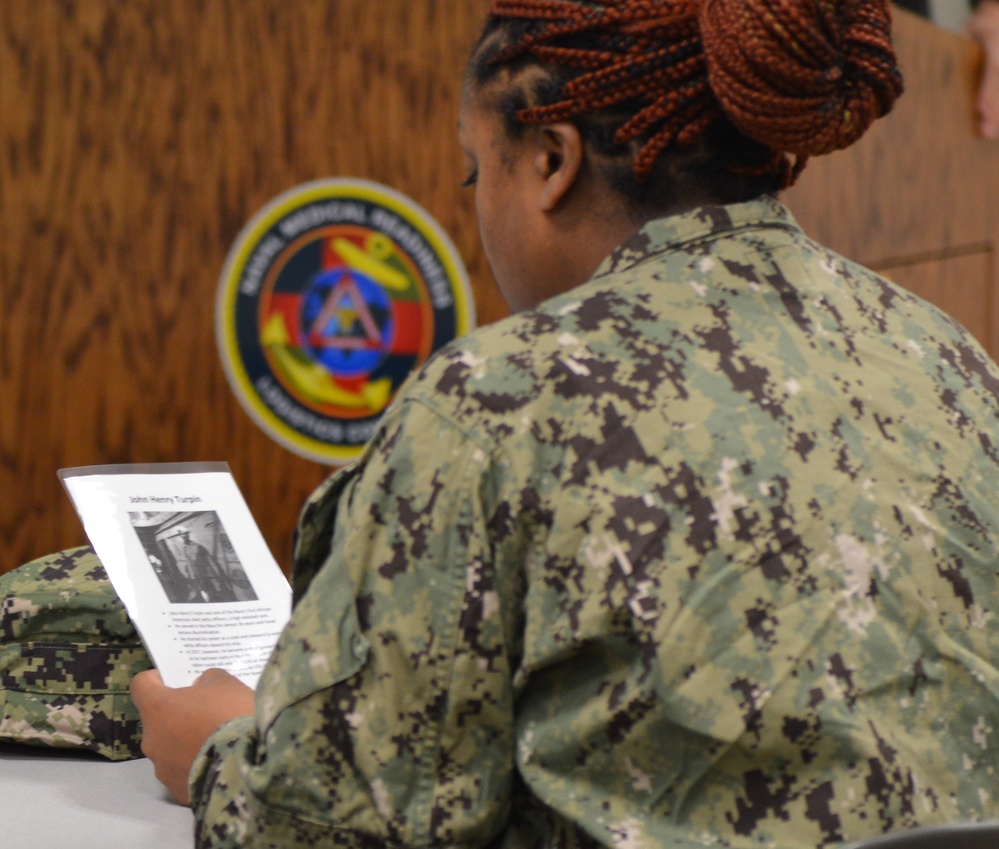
[189,196,999,848]
[0,546,151,760]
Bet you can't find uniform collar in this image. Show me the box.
[592,194,801,280]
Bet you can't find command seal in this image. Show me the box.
[216,179,474,464]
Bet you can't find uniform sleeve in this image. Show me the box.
[187,398,520,848]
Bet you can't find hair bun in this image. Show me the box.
[698,0,904,157]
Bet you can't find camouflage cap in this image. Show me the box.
[0,546,152,760]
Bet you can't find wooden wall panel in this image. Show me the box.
[3,4,997,578]
[0,0,497,575]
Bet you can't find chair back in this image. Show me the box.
[840,822,999,848]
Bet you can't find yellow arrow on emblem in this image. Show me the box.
[331,237,410,292]
[261,315,392,413]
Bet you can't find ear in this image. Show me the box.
[533,122,584,212]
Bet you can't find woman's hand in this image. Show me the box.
[967,0,999,139]
[130,668,255,806]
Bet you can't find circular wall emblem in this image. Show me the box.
[217,179,474,464]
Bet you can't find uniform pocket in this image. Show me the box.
[255,556,370,736]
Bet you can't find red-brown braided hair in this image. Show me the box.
[474,0,903,190]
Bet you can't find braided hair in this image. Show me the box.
[467,0,903,210]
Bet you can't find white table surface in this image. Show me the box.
[0,742,193,847]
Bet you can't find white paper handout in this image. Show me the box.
[59,462,292,689]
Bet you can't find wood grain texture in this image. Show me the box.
[0,0,497,575]
[3,5,997,577]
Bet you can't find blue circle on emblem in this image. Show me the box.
[299,268,395,378]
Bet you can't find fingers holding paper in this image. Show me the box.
[968,0,999,139]
[131,667,255,806]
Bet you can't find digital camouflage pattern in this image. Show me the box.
[0,545,151,760]
[190,196,999,848]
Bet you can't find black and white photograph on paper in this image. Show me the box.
[129,509,259,603]
[59,462,292,687]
